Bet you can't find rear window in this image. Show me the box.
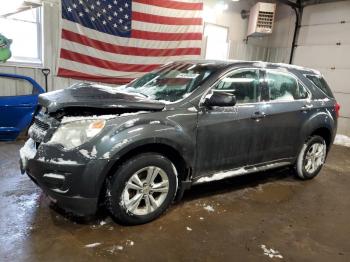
[306,75,334,98]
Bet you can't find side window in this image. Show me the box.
[297,83,309,99]
[0,77,34,97]
[266,70,308,101]
[306,74,334,98]
[214,69,259,104]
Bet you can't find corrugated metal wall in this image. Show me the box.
[0,65,79,94]
[229,42,269,61]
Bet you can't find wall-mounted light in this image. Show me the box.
[214,1,229,12]
[203,6,215,23]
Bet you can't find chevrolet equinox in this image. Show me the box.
[20,61,340,225]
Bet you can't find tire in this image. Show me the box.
[106,153,178,225]
[295,135,327,180]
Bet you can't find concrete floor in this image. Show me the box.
[0,141,349,262]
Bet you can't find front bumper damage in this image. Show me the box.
[19,117,108,216]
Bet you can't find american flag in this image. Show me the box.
[57,0,203,84]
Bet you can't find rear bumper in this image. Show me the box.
[20,148,109,216]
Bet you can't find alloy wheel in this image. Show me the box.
[304,142,326,174]
[121,166,169,216]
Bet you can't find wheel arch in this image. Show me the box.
[109,142,191,179]
[97,142,192,205]
[300,110,336,152]
[309,127,333,150]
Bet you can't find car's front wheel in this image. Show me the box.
[295,135,327,180]
[106,153,178,225]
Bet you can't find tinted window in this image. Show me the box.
[297,83,309,99]
[306,75,334,98]
[266,71,308,101]
[214,69,259,104]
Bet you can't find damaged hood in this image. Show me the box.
[39,83,166,113]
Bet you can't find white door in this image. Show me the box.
[293,1,350,135]
[204,23,229,60]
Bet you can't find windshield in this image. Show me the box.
[117,63,219,102]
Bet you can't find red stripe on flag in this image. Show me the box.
[131,29,202,41]
[57,68,134,84]
[132,11,202,25]
[62,29,202,53]
[133,0,203,10]
[60,49,160,72]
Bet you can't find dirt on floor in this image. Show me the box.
[0,141,349,262]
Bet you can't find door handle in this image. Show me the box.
[251,111,266,120]
[300,104,313,112]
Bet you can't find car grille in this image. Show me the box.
[33,118,50,131]
[29,113,57,143]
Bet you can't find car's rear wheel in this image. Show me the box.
[295,135,327,180]
[106,153,177,225]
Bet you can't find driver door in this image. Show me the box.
[195,68,263,177]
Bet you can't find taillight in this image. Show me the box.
[335,102,340,118]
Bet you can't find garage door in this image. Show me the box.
[293,1,350,136]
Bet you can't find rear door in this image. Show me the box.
[254,69,311,163]
[0,75,43,141]
[195,68,263,177]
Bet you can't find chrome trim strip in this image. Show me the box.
[193,161,291,184]
[43,173,65,180]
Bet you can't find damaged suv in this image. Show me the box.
[20,61,339,225]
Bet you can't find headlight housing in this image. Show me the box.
[48,119,106,149]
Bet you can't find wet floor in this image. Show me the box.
[0,141,350,261]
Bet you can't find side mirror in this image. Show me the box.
[203,91,237,108]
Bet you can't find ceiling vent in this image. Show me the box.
[247,2,276,37]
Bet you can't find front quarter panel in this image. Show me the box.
[93,108,198,182]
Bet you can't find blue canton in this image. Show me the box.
[62,0,132,37]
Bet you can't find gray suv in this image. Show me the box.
[19,60,340,225]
